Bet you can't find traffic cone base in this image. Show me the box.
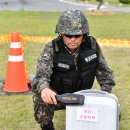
[4,62,28,92]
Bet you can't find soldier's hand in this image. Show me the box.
[41,88,57,105]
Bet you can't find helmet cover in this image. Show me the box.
[55,10,89,35]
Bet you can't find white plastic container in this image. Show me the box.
[66,89,120,130]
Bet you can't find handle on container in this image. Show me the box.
[76,89,108,95]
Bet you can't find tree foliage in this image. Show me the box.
[119,0,130,4]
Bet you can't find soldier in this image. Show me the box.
[32,10,115,130]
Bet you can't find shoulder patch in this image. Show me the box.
[42,53,50,60]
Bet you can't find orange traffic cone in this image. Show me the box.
[3,32,29,93]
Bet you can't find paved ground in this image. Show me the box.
[0,0,130,12]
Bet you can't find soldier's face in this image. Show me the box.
[62,34,83,53]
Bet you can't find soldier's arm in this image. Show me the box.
[32,42,54,93]
[32,42,57,104]
[96,44,116,93]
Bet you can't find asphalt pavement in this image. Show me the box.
[0,0,130,12]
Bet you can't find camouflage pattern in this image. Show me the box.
[96,43,115,92]
[55,10,89,35]
[32,42,54,93]
[33,93,65,127]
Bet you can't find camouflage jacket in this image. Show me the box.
[32,37,115,93]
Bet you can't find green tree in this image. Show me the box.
[119,0,130,4]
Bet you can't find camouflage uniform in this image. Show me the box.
[32,10,115,129]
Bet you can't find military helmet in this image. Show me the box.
[55,10,89,35]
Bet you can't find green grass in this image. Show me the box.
[0,11,130,130]
[0,11,130,38]
[0,11,60,36]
